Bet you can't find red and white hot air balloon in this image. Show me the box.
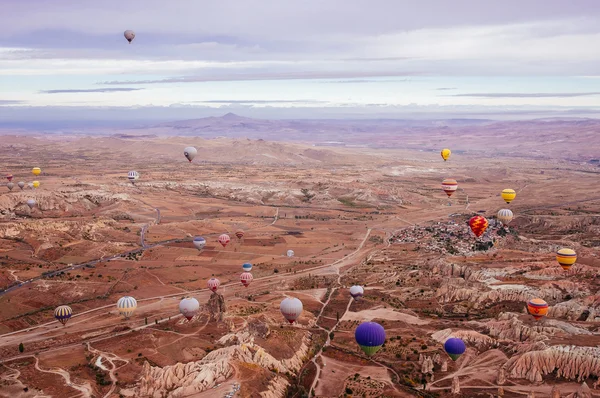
[240,272,253,287]
[207,278,220,292]
[280,297,303,324]
[441,178,458,197]
[235,230,244,239]
[179,297,200,321]
[218,234,230,248]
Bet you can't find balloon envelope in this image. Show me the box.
[54,305,73,326]
[501,189,516,204]
[441,178,458,197]
[218,234,230,247]
[17,182,25,189]
[184,146,197,162]
[497,209,513,224]
[287,249,295,257]
[349,285,364,300]
[556,248,577,270]
[128,171,139,183]
[7,182,14,191]
[527,298,548,320]
[235,230,244,239]
[32,167,41,176]
[441,148,451,161]
[6,174,13,182]
[355,322,386,356]
[242,262,253,272]
[117,296,137,318]
[444,337,466,361]
[32,181,40,188]
[207,277,220,292]
[469,215,489,237]
[26,199,36,209]
[280,297,303,324]
[179,297,200,321]
[124,30,135,43]
[240,272,253,287]
[193,236,206,251]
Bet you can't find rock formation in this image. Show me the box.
[497,368,505,385]
[431,328,497,349]
[451,376,460,394]
[551,385,561,398]
[441,360,447,372]
[207,292,226,322]
[570,382,591,398]
[485,313,590,343]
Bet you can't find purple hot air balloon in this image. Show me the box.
[444,337,466,361]
[355,321,386,356]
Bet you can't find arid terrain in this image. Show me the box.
[1,116,600,398]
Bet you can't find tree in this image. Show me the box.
[144,317,148,325]
[18,343,24,353]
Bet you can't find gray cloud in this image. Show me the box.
[40,88,144,94]
[448,92,600,98]
[322,78,411,84]
[193,99,328,104]
[0,100,26,104]
[436,87,457,91]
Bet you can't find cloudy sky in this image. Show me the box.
[2,0,600,123]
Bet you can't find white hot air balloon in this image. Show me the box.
[193,236,206,251]
[127,171,139,184]
[287,249,295,258]
[27,182,34,189]
[117,296,137,319]
[349,285,364,300]
[280,297,303,324]
[26,199,36,209]
[179,297,200,321]
[7,182,14,191]
[207,277,220,292]
[497,209,514,225]
[184,146,197,162]
[18,181,25,190]
[124,30,135,43]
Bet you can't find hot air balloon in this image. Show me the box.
[6,174,13,182]
[124,30,135,43]
[32,167,41,176]
[193,236,206,251]
[280,297,303,324]
[287,249,294,258]
[501,189,516,204]
[242,262,253,272]
[179,297,200,321]
[26,199,36,209]
[54,305,72,326]
[441,178,458,197]
[355,322,386,356]
[218,234,230,248]
[127,171,139,184]
[497,209,513,225]
[207,277,220,292]
[556,248,577,271]
[17,182,25,190]
[527,298,548,321]
[27,182,33,189]
[444,337,466,361]
[349,285,364,300]
[469,215,489,238]
[184,146,197,162]
[32,181,40,189]
[117,296,137,319]
[240,272,253,287]
[441,148,451,161]
[235,230,244,240]
[7,182,14,191]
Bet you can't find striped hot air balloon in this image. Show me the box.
[117,296,137,319]
[556,248,577,271]
[469,215,489,237]
[355,322,386,356]
[444,337,466,361]
[235,230,244,239]
[218,234,230,248]
[242,262,253,272]
[207,277,220,292]
[54,305,72,326]
[501,188,516,204]
[441,178,458,197]
[240,272,253,287]
[497,209,513,225]
[527,298,548,321]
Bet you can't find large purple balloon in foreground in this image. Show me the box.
[355,321,386,356]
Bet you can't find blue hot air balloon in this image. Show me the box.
[355,322,386,356]
[242,262,253,272]
[444,337,466,361]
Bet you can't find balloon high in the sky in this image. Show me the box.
[497,209,514,225]
[527,298,548,321]
[441,148,451,161]
[26,199,36,209]
[287,249,294,258]
[240,272,253,287]
[444,337,466,361]
[280,297,303,324]
[6,174,13,182]
[124,30,135,43]
[179,297,200,321]
[7,182,14,191]
[242,262,253,272]
[556,248,577,271]
[355,322,386,356]
[54,305,72,326]
[128,171,139,184]
[32,167,41,176]
[349,285,364,300]
[207,277,220,292]
[18,182,25,190]
[32,181,40,189]
[218,234,230,248]
[441,178,458,197]
[117,296,137,319]
[183,146,197,162]
[193,236,206,251]
[235,230,244,240]
[469,215,489,237]
[501,188,516,204]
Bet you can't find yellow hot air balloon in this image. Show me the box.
[32,167,41,176]
[556,248,577,271]
[32,181,40,188]
[441,148,451,161]
[501,189,516,204]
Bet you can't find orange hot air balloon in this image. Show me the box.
[235,230,244,239]
[441,178,458,197]
[527,298,549,320]
[469,215,488,237]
